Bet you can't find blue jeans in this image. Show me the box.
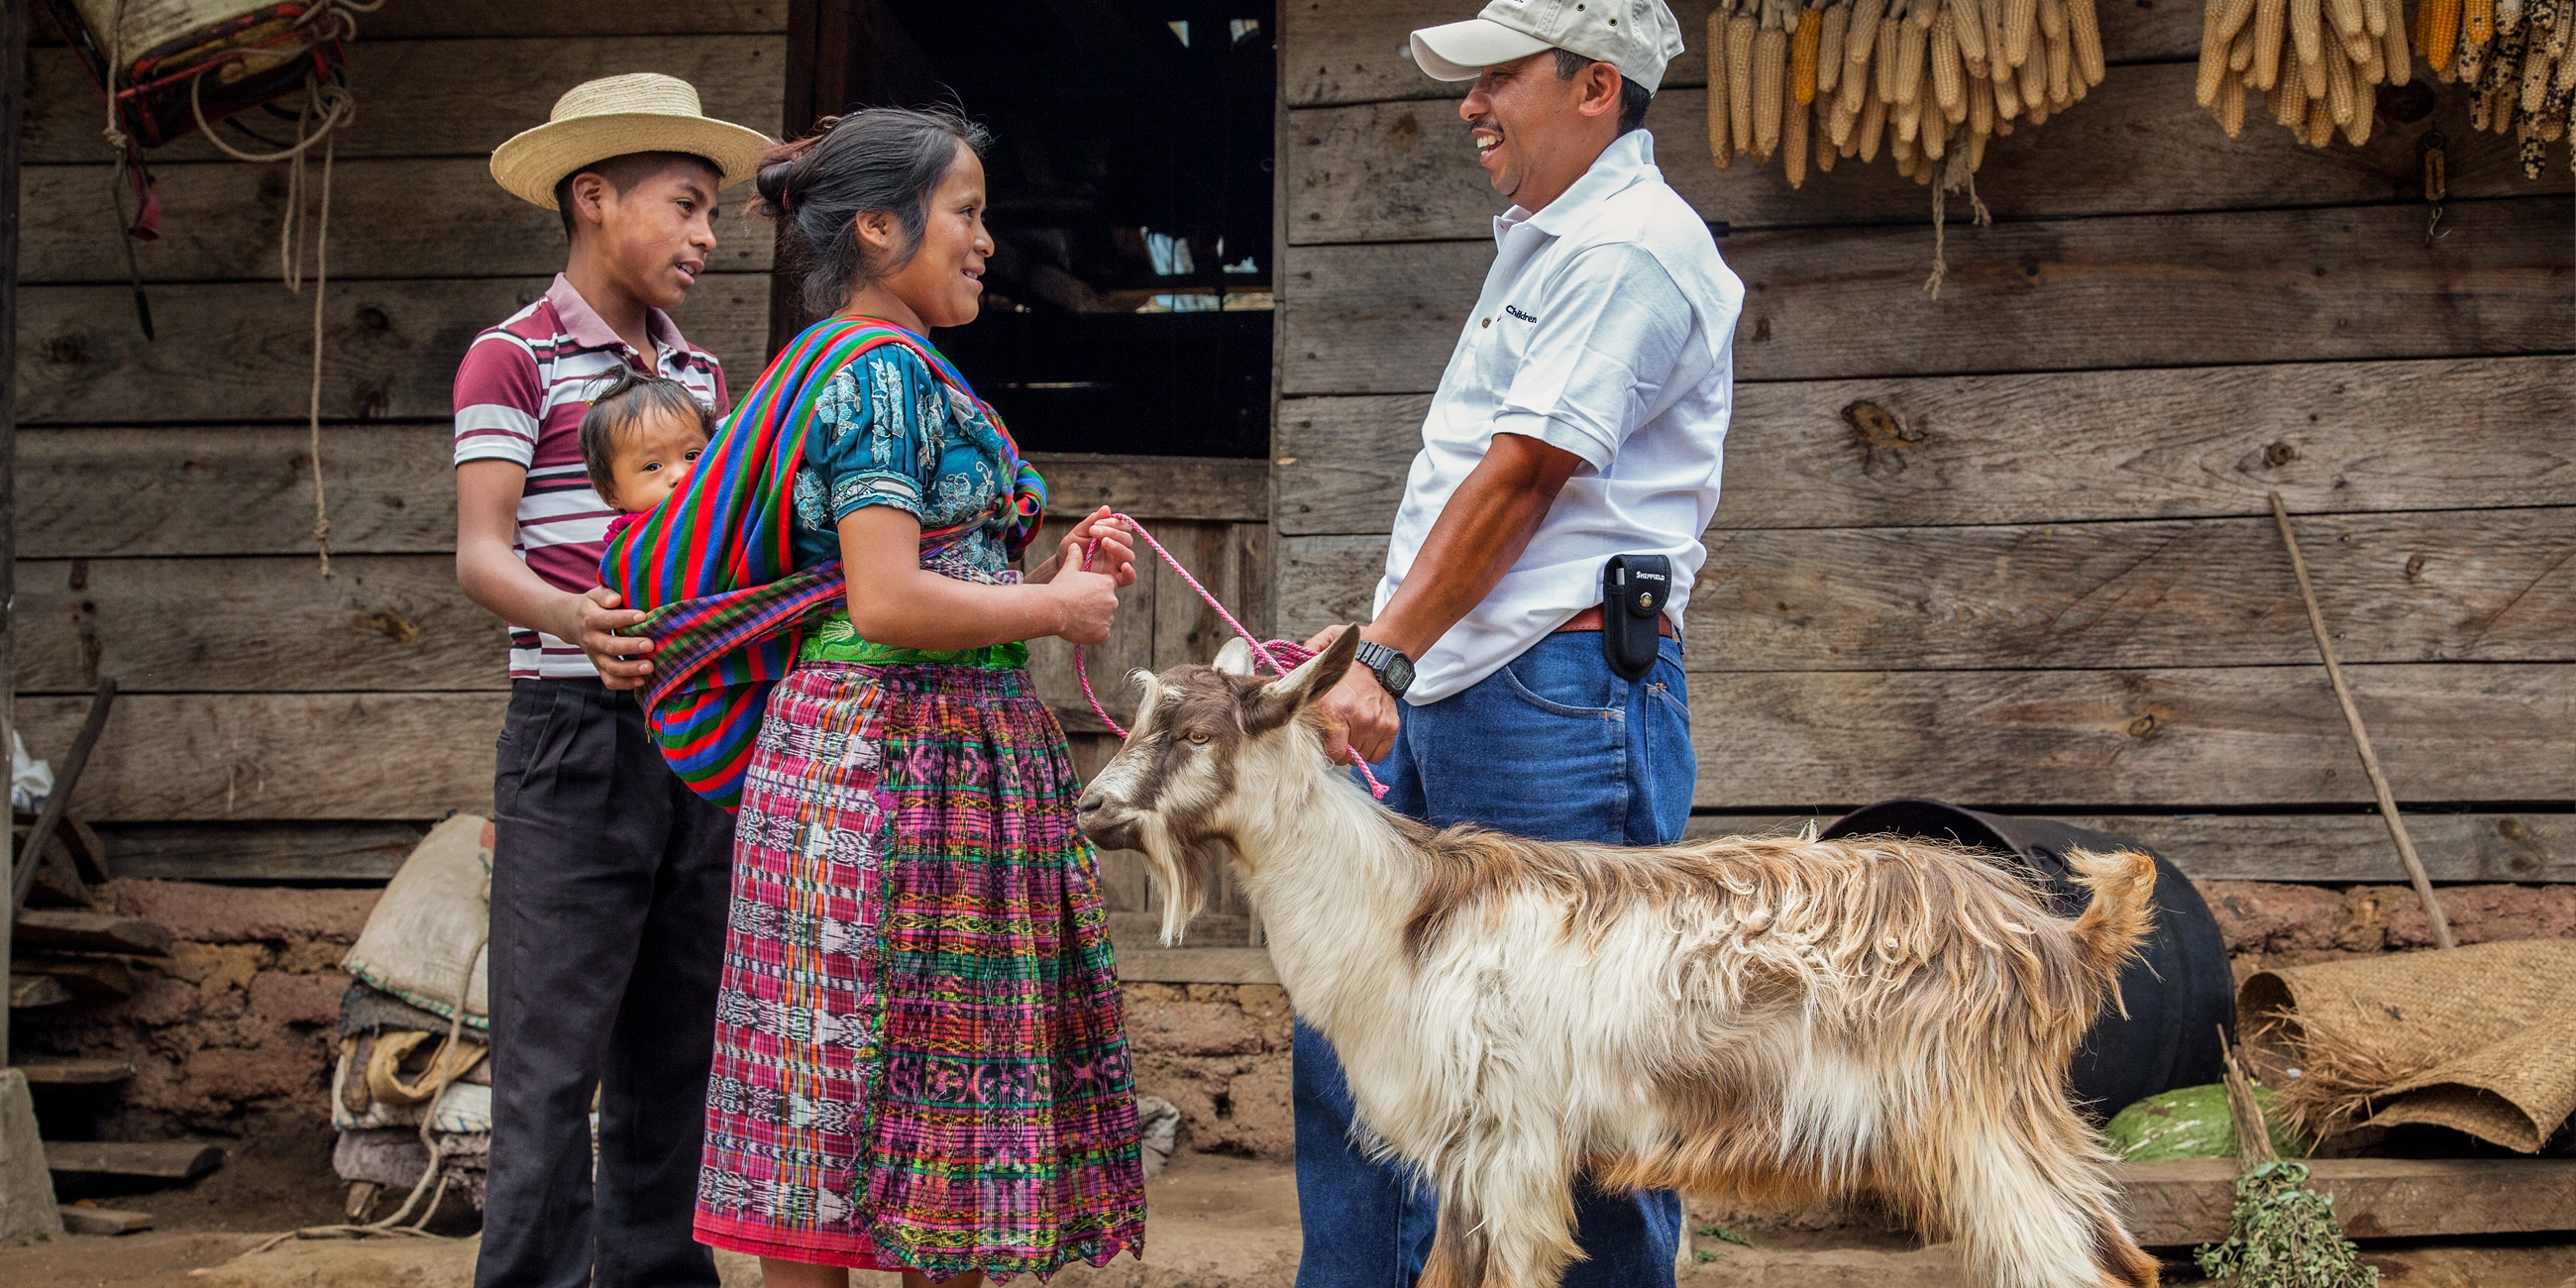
[1292,632,1692,1288]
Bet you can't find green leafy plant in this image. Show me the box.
[2192,1161,2379,1288]
[1695,1222,1756,1248]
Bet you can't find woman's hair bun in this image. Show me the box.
[752,121,837,219]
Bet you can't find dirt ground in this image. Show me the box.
[3,1146,2570,1287]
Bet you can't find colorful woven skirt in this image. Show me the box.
[694,661,1146,1279]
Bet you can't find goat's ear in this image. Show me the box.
[1213,637,1257,677]
[1248,624,1363,732]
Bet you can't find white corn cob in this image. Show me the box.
[1847,0,1890,69]
[2307,96,2334,144]
[1730,14,1761,154]
[1877,15,1905,98]
[2457,20,2487,85]
[1932,9,1971,114]
[2041,0,2069,40]
[2253,0,2290,86]
[2322,40,2357,119]
[2231,21,2259,68]
[1896,17,1931,99]
[2067,0,2106,81]
[2342,86,2378,139]
[1949,0,1992,63]
[2362,0,2388,36]
[2500,0,2528,33]
[1819,2,1852,91]
[1991,39,2025,113]
[1984,0,2015,80]
[2325,0,2365,40]
[2291,0,2326,92]
[1857,87,1889,160]
[2202,0,2262,103]
[1819,129,1841,167]
[2273,51,2311,122]
[1971,64,1997,134]
[1708,12,1734,166]
[2049,28,2076,100]
[2384,10,2414,82]
[1755,23,1790,158]
[1924,109,1950,157]
[2222,65,2251,133]
[2018,32,2050,101]
[1896,68,1927,137]
[2551,0,2572,57]
[2007,0,2038,62]
[2356,21,2387,80]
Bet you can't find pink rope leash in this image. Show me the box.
[1076,513,1389,799]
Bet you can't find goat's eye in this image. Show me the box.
[1186,729,1211,745]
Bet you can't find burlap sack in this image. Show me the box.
[2241,939,2576,1153]
[341,814,490,1028]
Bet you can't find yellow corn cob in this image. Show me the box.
[2362,0,2388,36]
[2421,0,2462,60]
[2384,10,2415,79]
[1793,9,1824,102]
[1755,23,1790,158]
[2321,40,2357,118]
[1784,89,1811,185]
[1877,15,1904,98]
[1896,18,1930,100]
[2049,28,2075,100]
[2469,0,2496,40]
[2307,96,2335,143]
[2231,21,2259,67]
[2215,64,2247,132]
[1933,9,1972,114]
[2202,0,2262,102]
[2327,0,2366,40]
[2252,0,2289,86]
[2067,0,2106,81]
[1847,0,1890,69]
[1818,3,1852,92]
[2019,33,2050,101]
[1730,14,1761,154]
[2007,0,2039,62]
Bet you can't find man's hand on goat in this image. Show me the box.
[1304,624,1400,767]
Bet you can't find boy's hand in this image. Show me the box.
[575,588,656,690]
[1052,507,1136,588]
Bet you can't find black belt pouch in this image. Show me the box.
[1600,553,1670,682]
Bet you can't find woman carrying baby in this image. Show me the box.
[657,107,1148,1285]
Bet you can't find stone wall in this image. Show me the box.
[18,877,2576,1153]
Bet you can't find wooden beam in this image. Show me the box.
[1275,508,2576,672]
[24,37,787,163]
[96,822,429,884]
[1272,357,2576,535]
[1286,66,2553,245]
[14,556,509,695]
[15,693,504,821]
[16,425,458,558]
[1277,199,2576,395]
[43,1141,224,1183]
[1024,453,1269,522]
[13,911,171,957]
[13,955,135,1001]
[2112,1157,2576,1244]
[8,975,67,1009]
[54,1206,153,1235]
[16,275,772,427]
[1114,947,1278,986]
[1680,664,2572,808]
[361,0,789,38]
[1682,812,2576,884]
[14,1058,134,1085]
[18,159,776,283]
[1281,0,2200,106]
[1,0,24,1069]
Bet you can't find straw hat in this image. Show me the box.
[489,73,773,210]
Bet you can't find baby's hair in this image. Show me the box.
[579,369,716,501]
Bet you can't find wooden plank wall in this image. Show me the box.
[12,2,790,879]
[1273,0,2576,883]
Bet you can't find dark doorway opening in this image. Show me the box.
[781,2,1276,460]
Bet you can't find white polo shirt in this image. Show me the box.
[1372,129,1743,704]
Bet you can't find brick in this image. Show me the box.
[115,880,381,944]
[2385,883,2576,948]
[1221,1059,1294,1160]
[2197,881,2348,954]
[160,942,271,995]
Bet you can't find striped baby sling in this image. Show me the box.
[598,315,1045,809]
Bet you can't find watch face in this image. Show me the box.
[1384,653,1416,695]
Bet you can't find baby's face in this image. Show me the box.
[604,406,709,514]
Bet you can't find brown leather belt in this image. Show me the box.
[1554,606,1675,636]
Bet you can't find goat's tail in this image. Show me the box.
[2066,848,2158,984]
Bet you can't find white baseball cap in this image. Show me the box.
[1410,0,1689,93]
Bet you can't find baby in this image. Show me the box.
[580,369,715,538]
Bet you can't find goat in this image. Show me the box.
[1074,628,2163,1288]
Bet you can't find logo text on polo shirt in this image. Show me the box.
[1504,304,1540,323]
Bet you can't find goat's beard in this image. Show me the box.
[1136,827,1238,945]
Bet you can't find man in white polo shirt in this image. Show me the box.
[1292,2,1742,1283]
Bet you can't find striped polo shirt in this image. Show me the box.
[453,273,728,680]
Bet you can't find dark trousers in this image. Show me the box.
[475,680,734,1288]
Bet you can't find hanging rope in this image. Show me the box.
[1922,148,1991,299]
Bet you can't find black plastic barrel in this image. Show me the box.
[1817,799,2234,1121]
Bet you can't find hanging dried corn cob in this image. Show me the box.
[2394,0,2576,169]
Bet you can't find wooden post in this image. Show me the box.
[1,0,29,1069]
[2269,491,2454,950]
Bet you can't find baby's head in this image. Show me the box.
[580,370,715,514]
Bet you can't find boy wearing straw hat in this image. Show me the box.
[452,72,767,1288]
